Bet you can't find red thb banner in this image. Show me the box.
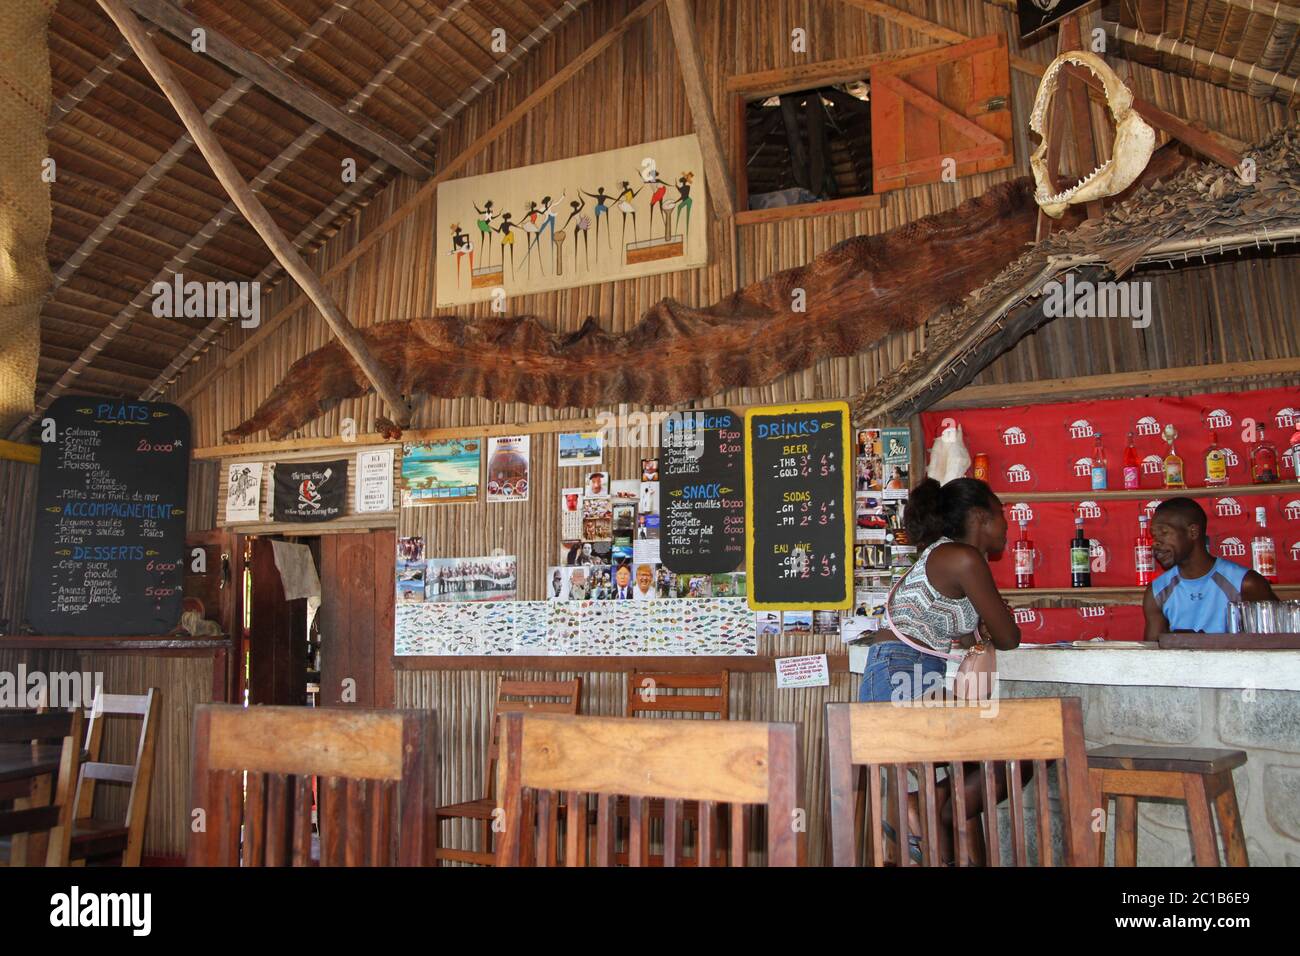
[921,386,1300,592]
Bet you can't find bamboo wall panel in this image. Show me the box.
[187,460,218,532]
[0,460,37,634]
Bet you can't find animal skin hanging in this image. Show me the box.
[1030,51,1157,218]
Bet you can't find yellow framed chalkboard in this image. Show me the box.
[744,401,853,611]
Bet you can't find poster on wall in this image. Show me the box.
[401,439,480,505]
[486,435,530,502]
[435,134,708,306]
[423,555,518,602]
[559,432,603,466]
[880,427,912,500]
[273,459,347,522]
[355,448,394,513]
[226,461,263,522]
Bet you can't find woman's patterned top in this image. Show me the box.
[887,537,980,652]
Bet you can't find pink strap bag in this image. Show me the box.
[882,572,997,702]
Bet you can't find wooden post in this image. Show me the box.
[95,0,411,428]
[665,0,737,217]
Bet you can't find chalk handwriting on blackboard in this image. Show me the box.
[27,398,190,636]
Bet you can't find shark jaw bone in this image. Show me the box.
[1030,50,1156,219]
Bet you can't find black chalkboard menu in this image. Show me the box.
[745,401,853,610]
[660,408,745,573]
[27,397,190,636]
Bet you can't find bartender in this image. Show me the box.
[1143,497,1278,639]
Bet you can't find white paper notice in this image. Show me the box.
[226,461,263,522]
[775,654,830,689]
[356,449,394,513]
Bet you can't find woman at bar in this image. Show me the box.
[860,477,1022,864]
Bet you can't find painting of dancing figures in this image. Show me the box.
[436,134,707,306]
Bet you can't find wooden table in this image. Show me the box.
[0,741,63,864]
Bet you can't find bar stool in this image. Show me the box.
[1088,745,1248,867]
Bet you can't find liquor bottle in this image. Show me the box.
[1163,437,1186,489]
[1134,514,1156,586]
[1203,430,1229,487]
[1122,431,1141,490]
[1250,425,1279,484]
[1090,434,1108,490]
[1252,507,1277,580]
[1013,520,1035,589]
[1070,517,1091,588]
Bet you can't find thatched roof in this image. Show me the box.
[1102,0,1300,105]
[853,121,1300,423]
[38,0,584,403]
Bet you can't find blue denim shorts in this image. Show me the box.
[858,641,945,703]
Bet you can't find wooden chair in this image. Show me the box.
[0,711,85,866]
[826,698,1097,866]
[187,704,437,866]
[622,670,730,864]
[433,678,582,865]
[1088,745,1248,866]
[494,713,805,867]
[626,670,729,719]
[67,689,160,866]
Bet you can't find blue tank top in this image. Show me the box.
[1152,557,1249,633]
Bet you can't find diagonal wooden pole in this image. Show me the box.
[95,0,410,427]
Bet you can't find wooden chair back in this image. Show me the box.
[187,704,437,866]
[627,671,729,719]
[0,710,85,866]
[825,697,1096,866]
[484,679,582,798]
[73,688,160,866]
[494,713,805,867]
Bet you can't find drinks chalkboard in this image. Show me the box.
[27,397,190,636]
[745,401,853,610]
[660,408,745,573]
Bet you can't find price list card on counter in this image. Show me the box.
[660,409,745,573]
[745,402,853,610]
[27,397,190,636]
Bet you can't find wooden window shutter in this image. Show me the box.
[870,34,1014,193]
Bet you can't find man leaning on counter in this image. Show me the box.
[1142,497,1279,639]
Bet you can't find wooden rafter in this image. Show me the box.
[94,0,410,424]
[173,0,666,407]
[665,0,736,217]
[118,0,428,177]
[150,0,589,402]
[50,1,355,296]
[1111,23,1300,97]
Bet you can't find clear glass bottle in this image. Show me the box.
[1122,431,1141,490]
[1252,507,1277,580]
[1134,515,1156,586]
[1163,438,1186,489]
[1091,433,1108,490]
[1014,520,1035,589]
[1203,429,1229,487]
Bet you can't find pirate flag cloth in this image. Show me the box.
[273,459,348,522]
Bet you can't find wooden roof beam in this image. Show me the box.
[170,0,663,406]
[93,0,410,425]
[665,0,735,217]
[1110,23,1300,98]
[117,0,429,178]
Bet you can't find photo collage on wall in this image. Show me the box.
[551,435,687,603]
[397,534,518,606]
[849,427,914,639]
